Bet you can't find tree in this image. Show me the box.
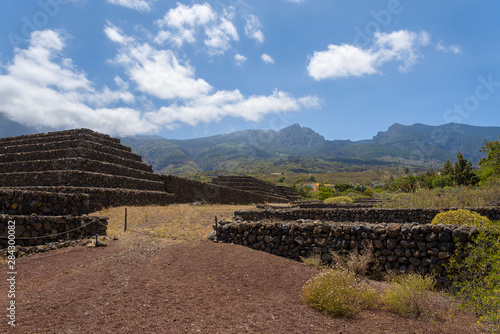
[441,160,453,176]
[452,152,479,186]
[335,183,353,193]
[317,185,336,200]
[479,137,500,181]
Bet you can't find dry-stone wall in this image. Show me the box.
[0,189,89,216]
[0,147,153,172]
[211,176,300,202]
[1,158,160,181]
[0,170,164,191]
[5,187,174,212]
[0,214,107,248]
[0,139,143,162]
[235,207,500,224]
[0,128,173,212]
[0,128,120,147]
[162,175,290,204]
[216,220,479,275]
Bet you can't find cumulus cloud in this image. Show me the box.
[307,30,430,80]
[155,3,216,46]
[261,54,275,64]
[104,24,134,45]
[0,30,153,136]
[111,42,213,100]
[148,90,319,127]
[107,0,153,12]
[245,15,264,43]
[0,29,317,136]
[234,53,247,66]
[204,9,239,55]
[155,3,239,55]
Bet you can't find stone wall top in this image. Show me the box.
[0,147,153,172]
[0,128,120,145]
[234,207,500,224]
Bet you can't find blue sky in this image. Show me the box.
[0,0,499,141]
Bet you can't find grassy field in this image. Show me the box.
[94,204,256,242]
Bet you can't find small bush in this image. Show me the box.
[300,253,324,269]
[329,244,374,276]
[431,209,492,227]
[324,196,354,204]
[383,273,435,317]
[446,221,500,332]
[303,269,377,317]
[363,188,374,197]
[346,247,373,275]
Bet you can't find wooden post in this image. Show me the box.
[215,216,218,230]
[124,208,128,232]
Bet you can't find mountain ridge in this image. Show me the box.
[0,113,498,176]
[120,122,500,175]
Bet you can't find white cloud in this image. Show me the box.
[436,42,463,54]
[107,0,153,12]
[307,30,430,80]
[104,24,134,45]
[112,42,213,100]
[245,15,264,43]
[287,0,305,3]
[155,3,216,46]
[234,53,247,66]
[261,54,275,64]
[147,90,319,127]
[155,3,264,55]
[204,9,239,55]
[0,29,317,136]
[0,30,154,136]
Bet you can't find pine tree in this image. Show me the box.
[452,153,479,186]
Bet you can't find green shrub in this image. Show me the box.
[302,269,377,317]
[363,188,374,197]
[383,273,435,317]
[300,253,324,269]
[431,209,492,227]
[323,196,354,204]
[446,221,500,332]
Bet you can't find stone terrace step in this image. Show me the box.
[277,186,301,201]
[210,182,288,199]
[0,214,108,248]
[0,128,120,146]
[0,158,161,182]
[4,187,175,212]
[0,170,164,191]
[214,184,288,199]
[0,189,89,216]
[0,129,129,152]
[0,147,153,172]
[0,139,142,162]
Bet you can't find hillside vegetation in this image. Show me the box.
[121,123,500,183]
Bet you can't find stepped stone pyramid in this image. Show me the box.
[0,128,174,211]
[211,176,300,202]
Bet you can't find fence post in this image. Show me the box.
[124,208,128,232]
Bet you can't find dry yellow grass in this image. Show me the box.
[93,204,256,242]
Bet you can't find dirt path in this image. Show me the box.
[0,237,479,334]
[0,205,482,333]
